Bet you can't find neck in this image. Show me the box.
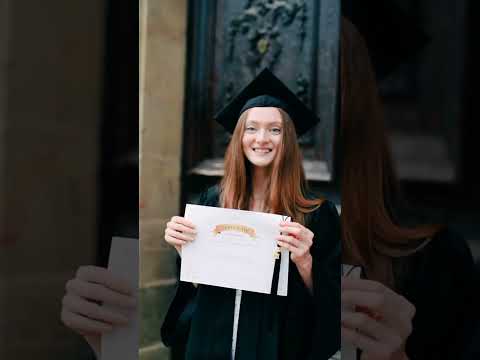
[251,166,270,200]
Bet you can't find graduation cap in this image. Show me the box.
[342,0,430,80]
[214,68,320,136]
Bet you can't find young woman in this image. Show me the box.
[162,69,341,360]
[340,18,477,360]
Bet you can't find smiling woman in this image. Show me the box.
[161,68,341,360]
[241,107,283,169]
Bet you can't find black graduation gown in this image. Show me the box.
[161,186,341,360]
[393,228,478,359]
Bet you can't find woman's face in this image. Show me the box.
[242,107,283,168]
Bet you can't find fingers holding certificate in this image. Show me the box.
[165,216,198,253]
[277,221,314,263]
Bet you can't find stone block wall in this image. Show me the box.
[139,0,188,359]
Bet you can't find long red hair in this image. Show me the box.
[220,108,322,224]
[340,19,444,285]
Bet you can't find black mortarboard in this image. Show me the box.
[214,68,320,136]
[342,0,430,80]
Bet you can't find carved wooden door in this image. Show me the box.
[183,0,340,194]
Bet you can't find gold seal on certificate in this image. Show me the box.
[180,204,290,295]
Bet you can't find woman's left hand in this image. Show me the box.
[341,277,415,360]
[276,221,314,270]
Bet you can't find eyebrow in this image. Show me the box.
[245,120,282,127]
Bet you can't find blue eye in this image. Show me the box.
[245,126,257,133]
[270,128,281,134]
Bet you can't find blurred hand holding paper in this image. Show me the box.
[341,264,362,360]
[181,204,289,295]
[101,237,139,360]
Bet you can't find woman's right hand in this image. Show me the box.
[164,216,197,254]
[61,266,137,358]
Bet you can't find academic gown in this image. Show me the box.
[392,228,478,359]
[161,185,341,360]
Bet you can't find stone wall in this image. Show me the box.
[139,0,188,359]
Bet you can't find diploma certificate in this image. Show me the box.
[181,204,289,295]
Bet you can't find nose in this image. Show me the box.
[255,129,269,143]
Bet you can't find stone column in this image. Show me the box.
[139,0,187,359]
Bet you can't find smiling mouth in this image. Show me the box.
[253,148,272,153]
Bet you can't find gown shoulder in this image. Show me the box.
[197,184,220,207]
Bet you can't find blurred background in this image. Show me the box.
[0,0,137,359]
[348,0,480,261]
[140,0,479,359]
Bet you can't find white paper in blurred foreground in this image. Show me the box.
[101,237,139,360]
[341,264,362,360]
